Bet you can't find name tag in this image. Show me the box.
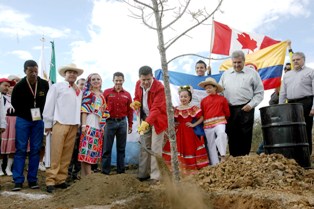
[31,108,41,121]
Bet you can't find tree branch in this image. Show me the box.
[167,53,229,64]
[133,0,154,10]
[165,0,223,50]
[162,0,191,30]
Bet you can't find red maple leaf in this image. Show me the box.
[237,32,257,52]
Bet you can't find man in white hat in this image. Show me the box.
[219,51,264,157]
[43,64,83,193]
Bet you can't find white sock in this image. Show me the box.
[5,158,13,176]
[0,159,4,176]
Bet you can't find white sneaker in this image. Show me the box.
[38,162,46,171]
[5,168,12,176]
[0,169,4,176]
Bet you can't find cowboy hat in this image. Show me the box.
[58,63,84,77]
[198,77,224,93]
[0,78,16,86]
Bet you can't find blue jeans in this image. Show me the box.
[13,117,44,184]
[102,118,127,174]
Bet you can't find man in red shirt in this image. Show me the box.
[130,66,168,183]
[101,72,133,174]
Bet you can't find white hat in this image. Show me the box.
[8,75,21,82]
[58,63,84,77]
[198,77,224,93]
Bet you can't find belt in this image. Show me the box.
[107,116,126,121]
[229,102,250,108]
[288,96,313,103]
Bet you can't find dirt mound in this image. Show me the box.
[194,154,314,209]
[35,173,148,209]
[195,154,313,192]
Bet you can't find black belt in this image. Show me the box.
[107,117,126,121]
[288,96,313,103]
[229,101,250,108]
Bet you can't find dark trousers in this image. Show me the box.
[68,130,81,179]
[226,106,255,157]
[102,118,127,174]
[13,117,44,184]
[288,97,313,155]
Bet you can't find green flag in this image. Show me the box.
[49,41,57,84]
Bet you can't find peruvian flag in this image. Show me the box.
[211,20,280,56]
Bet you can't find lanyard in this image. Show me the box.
[26,78,38,108]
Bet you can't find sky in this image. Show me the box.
[0,0,314,109]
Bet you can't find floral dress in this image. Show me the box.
[78,91,108,164]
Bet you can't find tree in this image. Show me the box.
[126,0,223,182]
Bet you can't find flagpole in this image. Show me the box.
[39,36,48,80]
[208,17,215,75]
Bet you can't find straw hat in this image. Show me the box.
[198,77,224,92]
[58,63,84,77]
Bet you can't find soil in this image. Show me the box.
[0,154,313,209]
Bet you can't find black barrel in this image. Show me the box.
[259,103,311,168]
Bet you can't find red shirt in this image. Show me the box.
[103,87,133,127]
[201,94,230,123]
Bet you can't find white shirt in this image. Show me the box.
[0,93,6,129]
[279,66,314,108]
[141,79,154,116]
[219,66,264,108]
[43,81,82,128]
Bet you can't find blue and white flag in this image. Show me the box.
[155,69,223,107]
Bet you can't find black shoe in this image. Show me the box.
[12,183,22,191]
[46,185,54,193]
[55,182,69,189]
[101,171,110,175]
[29,182,39,189]
[137,176,150,182]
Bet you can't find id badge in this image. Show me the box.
[31,108,42,121]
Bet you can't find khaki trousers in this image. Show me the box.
[138,126,164,180]
[46,122,78,186]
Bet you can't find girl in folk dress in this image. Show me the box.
[0,77,17,176]
[198,77,230,165]
[78,73,109,177]
[163,86,209,175]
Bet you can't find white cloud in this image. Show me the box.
[0,5,71,39]
[9,50,32,60]
[67,0,312,94]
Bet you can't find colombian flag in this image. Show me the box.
[219,41,287,90]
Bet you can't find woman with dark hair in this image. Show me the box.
[78,73,109,177]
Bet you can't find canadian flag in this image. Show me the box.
[211,21,280,56]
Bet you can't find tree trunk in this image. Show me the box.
[152,0,180,182]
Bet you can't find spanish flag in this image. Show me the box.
[219,41,287,90]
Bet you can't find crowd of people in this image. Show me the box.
[0,45,313,194]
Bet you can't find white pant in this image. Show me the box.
[138,126,164,180]
[204,124,228,165]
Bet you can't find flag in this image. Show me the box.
[219,41,288,90]
[38,37,48,80]
[49,41,57,85]
[155,69,222,106]
[211,20,280,56]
